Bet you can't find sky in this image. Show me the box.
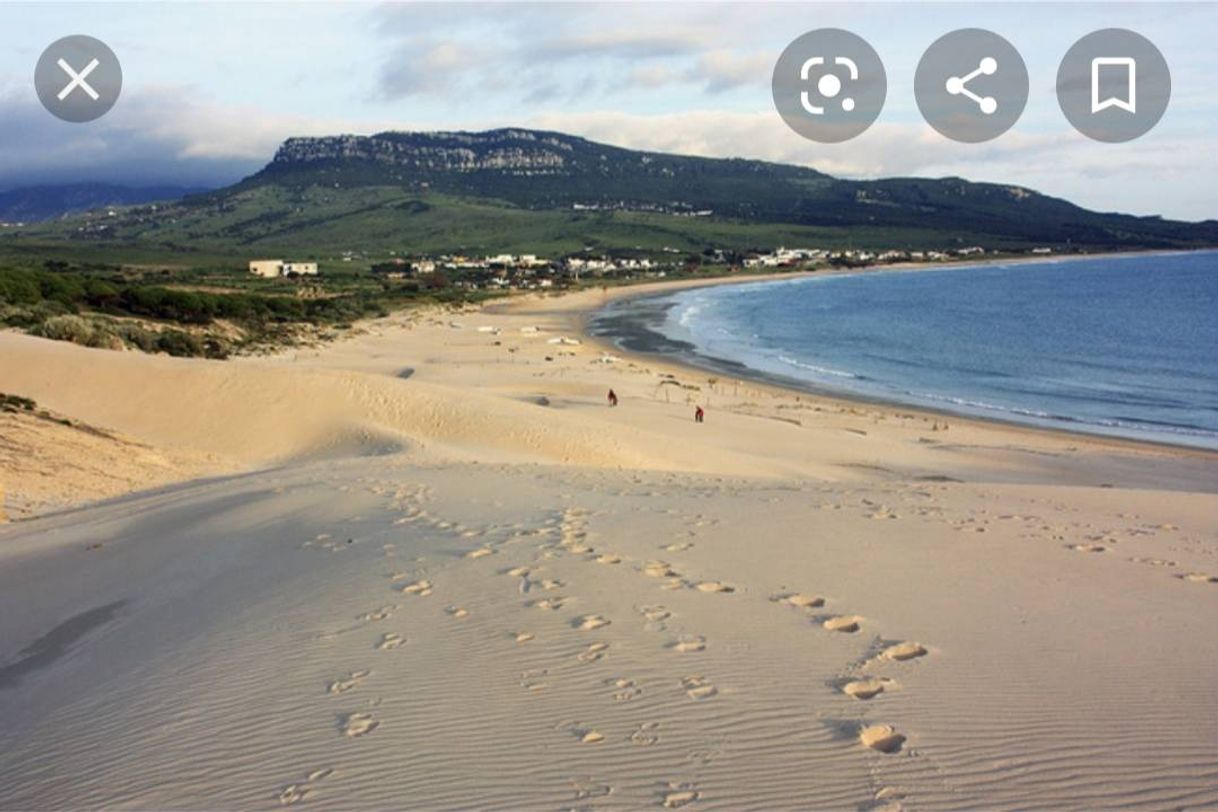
[1,1,1214,221]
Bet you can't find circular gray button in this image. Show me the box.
[915,29,1028,143]
[1056,29,1169,143]
[772,29,886,143]
[35,35,122,123]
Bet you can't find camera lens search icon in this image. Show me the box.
[800,56,859,115]
[772,29,886,143]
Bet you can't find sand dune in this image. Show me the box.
[0,331,783,478]
[1,287,1217,809]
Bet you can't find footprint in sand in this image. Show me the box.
[880,641,928,661]
[822,615,863,633]
[662,783,700,808]
[1068,543,1108,553]
[644,561,678,578]
[859,724,906,753]
[574,614,611,631]
[277,768,333,806]
[399,580,433,597]
[572,779,614,801]
[514,631,535,644]
[578,642,610,663]
[842,677,896,700]
[681,675,718,701]
[630,721,660,746]
[694,581,735,594]
[565,725,604,744]
[637,605,672,630]
[278,784,311,805]
[1179,572,1218,583]
[358,606,397,622]
[773,593,825,609]
[340,712,378,737]
[672,635,706,653]
[327,670,371,695]
[530,597,567,610]
[505,565,531,577]
[1130,556,1177,567]
[596,553,623,565]
[376,633,404,650]
[464,547,494,559]
[520,668,549,691]
[609,677,642,701]
[663,542,695,552]
[445,606,470,619]
[539,579,564,590]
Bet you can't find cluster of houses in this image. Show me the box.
[248,244,1056,289]
[740,245,1000,269]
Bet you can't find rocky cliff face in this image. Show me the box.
[269,129,580,175]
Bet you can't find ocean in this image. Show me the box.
[590,251,1218,449]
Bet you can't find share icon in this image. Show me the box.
[946,57,998,114]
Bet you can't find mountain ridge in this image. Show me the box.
[8,128,1216,257]
[240,128,1216,246]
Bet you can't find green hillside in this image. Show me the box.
[4,128,1216,263]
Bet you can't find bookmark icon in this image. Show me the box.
[1092,57,1137,113]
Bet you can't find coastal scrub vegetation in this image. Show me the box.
[0,264,488,358]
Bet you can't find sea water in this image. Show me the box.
[617,251,1218,448]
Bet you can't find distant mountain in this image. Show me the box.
[0,183,206,223]
[8,129,1216,255]
[240,129,1217,249]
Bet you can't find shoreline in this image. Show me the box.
[523,253,1218,459]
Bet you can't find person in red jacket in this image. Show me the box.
[694,405,705,423]
[607,389,618,407]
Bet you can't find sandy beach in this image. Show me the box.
[1,278,1216,810]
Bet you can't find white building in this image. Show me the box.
[248,259,319,277]
[249,259,283,278]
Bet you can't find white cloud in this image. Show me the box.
[687,50,773,93]
[0,87,406,189]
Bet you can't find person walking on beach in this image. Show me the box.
[607,389,618,407]
[694,405,705,423]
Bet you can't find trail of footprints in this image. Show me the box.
[770,588,930,756]
[936,494,1215,588]
[286,490,945,807]
[504,502,938,805]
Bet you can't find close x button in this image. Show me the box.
[35,35,123,123]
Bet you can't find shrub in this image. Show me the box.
[0,393,37,412]
[153,329,205,357]
[30,314,98,344]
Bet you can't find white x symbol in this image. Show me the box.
[57,57,100,101]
